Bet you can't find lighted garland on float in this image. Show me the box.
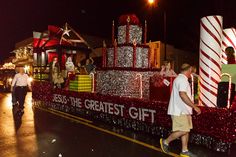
[32,81,236,153]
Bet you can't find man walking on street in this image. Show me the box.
[11,66,32,114]
[160,64,201,157]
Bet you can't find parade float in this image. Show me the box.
[32,14,236,153]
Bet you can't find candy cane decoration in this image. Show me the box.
[222,28,236,64]
[136,73,143,99]
[221,73,232,109]
[191,74,194,102]
[199,15,223,107]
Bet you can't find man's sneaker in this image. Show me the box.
[160,138,170,154]
[180,151,197,157]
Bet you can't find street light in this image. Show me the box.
[148,0,154,5]
[148,0,157,7]
[147,0,167,61]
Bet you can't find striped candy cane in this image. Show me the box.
[199,15,223,107]
[222,28,236,64]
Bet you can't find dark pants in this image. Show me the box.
[15,86,27,109]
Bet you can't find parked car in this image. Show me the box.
[0,69,16,91]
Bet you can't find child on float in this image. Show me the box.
[160,61,177,77]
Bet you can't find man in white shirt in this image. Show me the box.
[11,66,32,113]
[160,64,201,157]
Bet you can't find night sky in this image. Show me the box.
[1,0,236,61]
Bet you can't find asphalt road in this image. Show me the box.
[0,92,234,157]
